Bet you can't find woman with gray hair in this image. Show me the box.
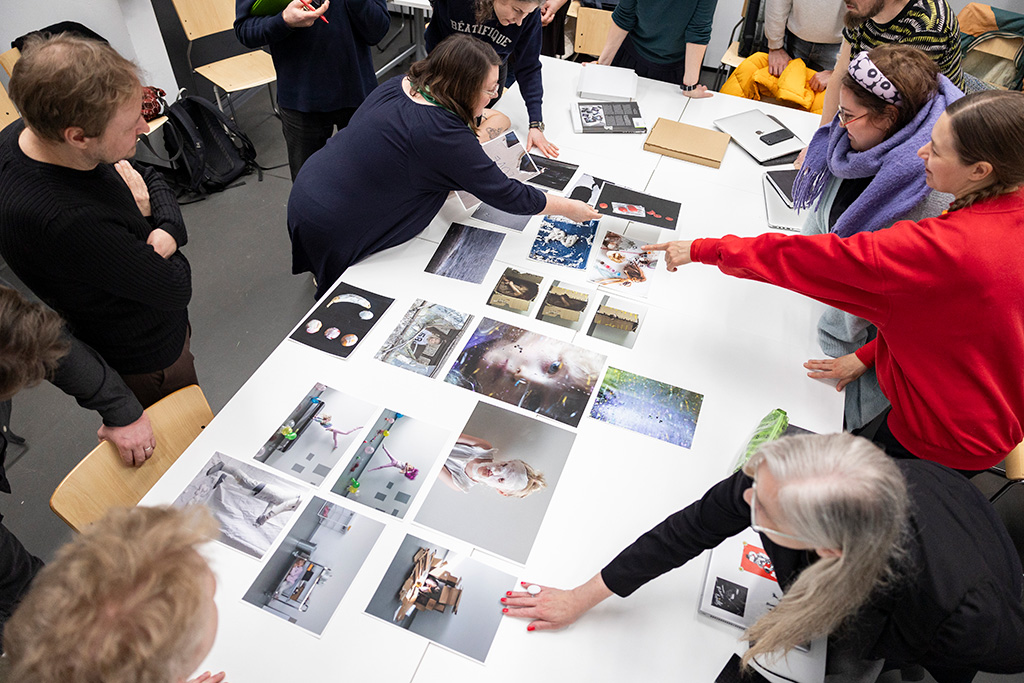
[502,434,1024,682]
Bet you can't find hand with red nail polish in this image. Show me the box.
[499,575,613,632]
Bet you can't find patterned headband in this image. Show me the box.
[848,51,902,107]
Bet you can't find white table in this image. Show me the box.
[142,59,841,683]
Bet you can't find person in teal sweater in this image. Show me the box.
[597,0,718,95]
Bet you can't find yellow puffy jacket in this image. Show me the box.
[721,52,826,114]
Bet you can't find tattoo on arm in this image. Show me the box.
[486,127,501,140]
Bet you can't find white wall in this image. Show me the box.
[0,0,178,93]
[702,0,1021,72]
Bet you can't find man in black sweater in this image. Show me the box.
[0,33,196,408]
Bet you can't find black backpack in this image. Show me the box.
[143,95,261,198]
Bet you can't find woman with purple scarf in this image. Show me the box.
[793,44,962,430]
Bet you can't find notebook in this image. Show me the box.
[713,110,804,164]
[571,101,646,134]
[576,64,638,101]
[762,174,805,232]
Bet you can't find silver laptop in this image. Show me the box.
[714,110,805,164]
[762,173,805,232]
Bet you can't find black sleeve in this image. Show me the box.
[137,162,188,248]
[49,330,144,428]
[601,471,753,597]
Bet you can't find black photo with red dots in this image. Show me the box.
[594,184,681,230]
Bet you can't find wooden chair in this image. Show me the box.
[573,8,614,59]
[168,0,277,118]
[0,81,17,133]
[0,47,20,77]
[50,385,214,532]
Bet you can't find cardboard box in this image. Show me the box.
[541,285,589,322]
[594,305,639,332]
[644,117,731,169]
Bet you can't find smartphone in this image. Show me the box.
[760,128,796,146]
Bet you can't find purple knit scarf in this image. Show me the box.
[792,75,963,238]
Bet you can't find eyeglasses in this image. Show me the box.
[749,482,813,544]
[837,109,868,127]
[483,84,501,98]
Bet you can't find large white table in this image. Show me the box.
[142,57,841,683]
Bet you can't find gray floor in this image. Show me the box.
[1,22,1021,683]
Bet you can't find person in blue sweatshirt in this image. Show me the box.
[425,0,559,157]
[287,35,598,297]
[235,0,390,179]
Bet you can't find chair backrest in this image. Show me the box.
[169,0,236,41]
[574,8,614,58]
[0,47,20,77]
[0,81,18,133]
[50,385,214,532]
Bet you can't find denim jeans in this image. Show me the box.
[279,106,357,181]
[785,30,842,72]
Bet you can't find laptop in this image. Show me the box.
[762,173,805,232]
[714,110,804,164]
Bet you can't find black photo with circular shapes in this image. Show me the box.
[290,281,394,359]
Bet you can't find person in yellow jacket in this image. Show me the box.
[722,52,826,113]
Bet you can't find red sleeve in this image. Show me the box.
[690,233,892,328]
[854,338,877,368]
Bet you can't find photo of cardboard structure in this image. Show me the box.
[587,294,646,348]
[537,282,591,330]
[487,268,544,316]
[365,534,517,663]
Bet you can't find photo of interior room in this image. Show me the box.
[242,497,385,636]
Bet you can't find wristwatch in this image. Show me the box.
[529,121,546,132]
[681,83,698,92]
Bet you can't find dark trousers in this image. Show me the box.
[120,326,198,409]
[611,35,685,86]
[0,516,43,648]
[541,0,570,57]
[783,30,841,72]
[857,408,983,479]
[280,106,357,181]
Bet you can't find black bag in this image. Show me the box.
[146,95,261,198]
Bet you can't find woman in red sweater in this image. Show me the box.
[646,90,1024,472]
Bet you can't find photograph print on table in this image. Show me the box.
[242,497,385,636]
[594,183,680,229]
[455,130,540,208]
[527,216,598,270]
[330,408,451,519]
[415,401,576,563]
[487,267,544,316]
[444,318,606,427]
[375,299,474,378]
[173,452,307,559]
[586,294,647,349]
[588,230,660,297]
[536,281,592,331]
[564,173,611,207]
[589,367,704,448]
[254,383,378,486]
[365,533,517,663]
[526,155,579,191]
[290,281,394,359]
[425,223,505,284]
[470,202,533,232]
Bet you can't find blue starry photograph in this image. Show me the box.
[589,367,704,448]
